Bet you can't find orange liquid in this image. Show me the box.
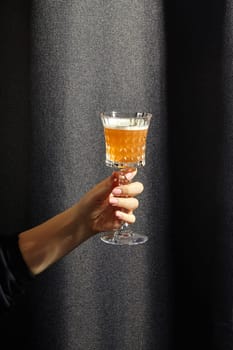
[104,127,148,164]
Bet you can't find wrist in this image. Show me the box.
[70,203,96,245]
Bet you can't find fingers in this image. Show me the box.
[87,169,138,201]
[109,180,142,225]
[109,181,143,225]
[112,181,144,197]
[115,210,136,224]
[109,195,139,210]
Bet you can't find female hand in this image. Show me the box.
[19,169,144,275]
[75,169,144,236]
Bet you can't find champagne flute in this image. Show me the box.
[100,111,152,245]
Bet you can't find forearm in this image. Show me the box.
[18,203,91,276]
[17,171,142,276]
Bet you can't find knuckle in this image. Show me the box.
[123,187,129,196]
[130,181,144,194]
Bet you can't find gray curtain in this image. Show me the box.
[0,1,232,349]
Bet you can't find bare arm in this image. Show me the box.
[18,170,143,275]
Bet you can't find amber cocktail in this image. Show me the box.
[100,111,152,245]
[104,126,148,167]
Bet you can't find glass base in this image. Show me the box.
[101,229,148,245]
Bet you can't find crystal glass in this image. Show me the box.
[100,111,152,245]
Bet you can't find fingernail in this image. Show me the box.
[109,197,118,205]
[112,187,122,195]
[115,211,123,219]
[125,171,136,181]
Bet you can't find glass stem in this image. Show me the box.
[113,168,134,241]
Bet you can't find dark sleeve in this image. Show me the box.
[0,235,34,310]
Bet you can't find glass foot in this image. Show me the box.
[101,229,148,245]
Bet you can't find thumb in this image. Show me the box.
[91,169,137,200]
[111,168,137,187]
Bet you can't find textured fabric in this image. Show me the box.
[1,0,233,349]
[28,2,169,350]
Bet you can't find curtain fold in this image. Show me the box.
[0,1,233,349]
[165,1,233,348]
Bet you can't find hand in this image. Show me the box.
[75,169,144,235]
[19,169,144,275]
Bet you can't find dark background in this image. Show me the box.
[0,1,233,349]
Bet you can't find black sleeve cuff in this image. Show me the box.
[3,235,34,283]
[0,235,34,310]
